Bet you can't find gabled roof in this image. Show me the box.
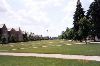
[8,28,21,32]
[8,28,16,31]
[11,28,16,31]
[0,24,5,28]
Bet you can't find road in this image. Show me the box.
[0,52,100,61]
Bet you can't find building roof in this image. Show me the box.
[8,28,21,31]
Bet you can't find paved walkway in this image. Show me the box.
[0,52,100,61]
[90,42,100,44]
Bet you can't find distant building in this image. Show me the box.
[8,28,17,42]
[15,28,23,42]
[8,28,23,42]
[0,24,8,43]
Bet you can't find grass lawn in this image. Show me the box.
[0,56,100,66]
[0,40,100,56]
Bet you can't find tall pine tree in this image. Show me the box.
[87,0,100,40]
[73,0,85,41]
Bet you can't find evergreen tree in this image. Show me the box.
[78,17,91,43]
[73,0,85,41]
[87,0,100,40]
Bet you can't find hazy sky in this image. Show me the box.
[0,0,93,37]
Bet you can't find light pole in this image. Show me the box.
[46,29,48,36]
[46,29,49,40]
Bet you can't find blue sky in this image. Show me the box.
[0,0,93,37]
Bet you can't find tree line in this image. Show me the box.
[59,0,100,43]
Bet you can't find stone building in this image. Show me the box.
[0,24,8,43]
[8,28,23,42]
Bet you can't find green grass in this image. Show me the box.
[0,40,100,56]
[0,56,100,66]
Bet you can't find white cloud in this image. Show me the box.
[0,0,94,37]
[0,0,65,36]
[62,0,94,28]
[62,0,77,28]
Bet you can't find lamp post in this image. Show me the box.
[46,29,48,36]
[46,30,49,40]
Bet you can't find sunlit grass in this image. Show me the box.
[0,56,100,66]
[0,40,100,56]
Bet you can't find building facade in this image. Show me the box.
[0,24,8,43]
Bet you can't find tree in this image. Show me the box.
[64,28,74,40]
[87,0,100,41]
[59,28,74,40]
[23,32,28,42]
[61,31,66,39]
[78,17,91,44]
[73,0,85,41]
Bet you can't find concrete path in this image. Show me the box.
[90,42,100,44]
[0,52,100,61]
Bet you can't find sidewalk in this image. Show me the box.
[0,52,100,61]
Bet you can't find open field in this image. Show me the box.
[0,56,100,66]
[0,40,100,56]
